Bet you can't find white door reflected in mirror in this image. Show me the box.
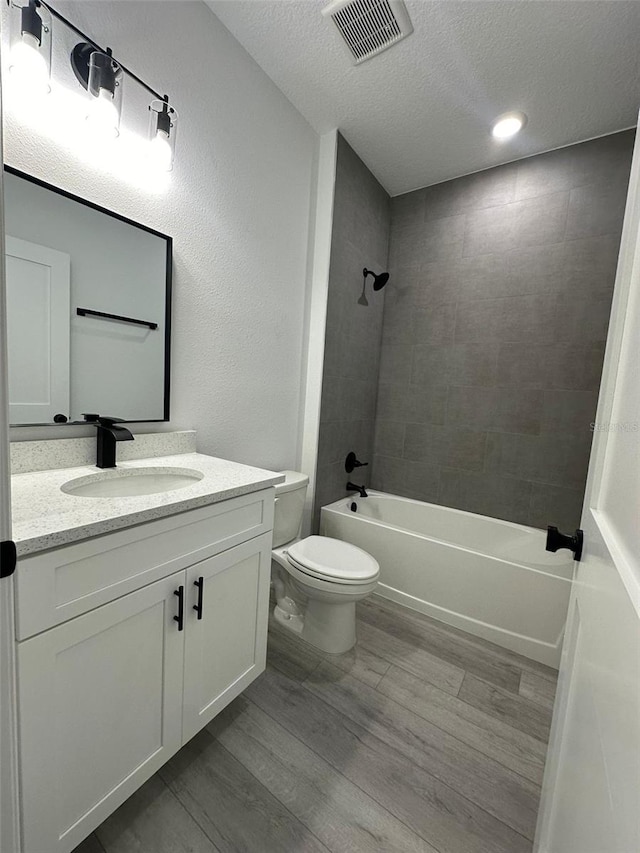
[6,236,70,424]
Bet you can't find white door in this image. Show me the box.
[5,236,70,424]
[17,572,185,853]
[182,533,272,742]
[534,124,640,852]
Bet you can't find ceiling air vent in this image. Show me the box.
[322,0,414,65]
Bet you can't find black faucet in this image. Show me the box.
[346,481,368,498]
[83,414,134,468]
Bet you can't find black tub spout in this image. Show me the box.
[346,481,368,498]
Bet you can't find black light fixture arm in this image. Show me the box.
[20,0,166,102]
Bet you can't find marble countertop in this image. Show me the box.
[12,453,284,556]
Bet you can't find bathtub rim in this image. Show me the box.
[322,490,574,580]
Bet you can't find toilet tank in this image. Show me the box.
[272,471,309,547]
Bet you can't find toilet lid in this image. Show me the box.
[287,536,379,583]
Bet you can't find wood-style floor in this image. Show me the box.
[74,595,557,853]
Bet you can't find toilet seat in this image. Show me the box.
[286,536,379,586]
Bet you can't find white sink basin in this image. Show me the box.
[61,467,204,498]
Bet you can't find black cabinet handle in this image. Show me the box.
[546,526,584,562]
[173,586,185,631]
[1,540,17,579]
[193,576,204,620]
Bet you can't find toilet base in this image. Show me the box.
[273,602,303,635]
[273,596,357,655]
[302,598,357,654]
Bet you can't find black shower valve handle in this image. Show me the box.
[345,452,369,474]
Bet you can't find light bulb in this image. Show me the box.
[86,87,120,138]
[492,111,527,140]
[149,129,173,172]
[9,32,49,96]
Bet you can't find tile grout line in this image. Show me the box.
[456,669,466,699]
[167,790,225,853]
[90,834,108,853]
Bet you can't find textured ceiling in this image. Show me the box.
[207,0,640,196]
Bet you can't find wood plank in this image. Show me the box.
[325,640,392,687]
[519,669,557,711]
[306,662,540,840]
[459,674,553,743]
[208,695,437,853]
[95,776,220,853]
[357,619,465,695]
[160,728,329,853]
[267,625,322,681]
[377,664,548,785]
[368,595,559,680]
[269,621,391,687]
[72,834,106,853]
[246,665,532,853]
[359,597,523,693]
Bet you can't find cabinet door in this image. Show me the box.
[17,573,185,853]
[182,533,272,742]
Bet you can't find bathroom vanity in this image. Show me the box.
[9,437,282,853]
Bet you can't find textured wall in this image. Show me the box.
[372,131,634,529]
[4,1,317,472]
[314,135,390,527]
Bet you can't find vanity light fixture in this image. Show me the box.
[491,111,527,140]
[149,97,178,172]
[8,0,52,97]
[7,0,179,171]
[71,43,123,138]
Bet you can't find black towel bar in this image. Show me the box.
[76,307,158,330]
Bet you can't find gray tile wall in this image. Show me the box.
[372,130,634,529]
[314,135,391,528]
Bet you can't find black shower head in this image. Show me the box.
[363,268,390,291]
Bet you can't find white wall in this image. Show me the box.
[3,0,319,470]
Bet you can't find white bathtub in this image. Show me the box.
[320,491,574,667]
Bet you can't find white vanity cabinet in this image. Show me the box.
[181,537,270,742]
[14,488,274,853]
[18,572,186,853]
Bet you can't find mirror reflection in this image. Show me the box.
[4,167,171,426]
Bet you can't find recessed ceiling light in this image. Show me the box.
[492,111,527,140]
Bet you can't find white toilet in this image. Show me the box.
[270,471,380,655]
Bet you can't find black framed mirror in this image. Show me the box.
[3,165,172,426]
